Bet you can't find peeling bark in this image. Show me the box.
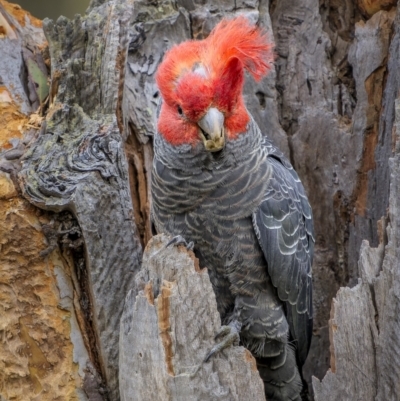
[17,1,143,398]
[1,1,141,400]
[313,98,400,400]
[0,3,99,400]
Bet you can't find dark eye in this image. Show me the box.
[177,105,183,115]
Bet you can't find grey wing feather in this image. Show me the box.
[253,136,314,367]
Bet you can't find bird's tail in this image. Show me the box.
[255,343,303,401]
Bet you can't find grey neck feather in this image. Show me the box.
[152,117,272,217]
[153,116,265,172]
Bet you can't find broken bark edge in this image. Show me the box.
[119,234,266,401]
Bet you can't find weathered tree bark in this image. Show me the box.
[0,2,100,400]
[119,234,266,401]
[1,0,400,400]
[15,1,143,399]
[312,99,400,401]
[1,0,142,399]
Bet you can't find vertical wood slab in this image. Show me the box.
[373,99,400,401]
[18,1,142,399]
[0,3,104,400]
[312,270,378,400]
[313,97,400,401]
[119,235,266,401]
[348,9,396,279]
[270,0,397,387]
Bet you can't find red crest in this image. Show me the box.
[156,17,275,144]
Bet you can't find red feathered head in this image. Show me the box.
[156,16,274,146]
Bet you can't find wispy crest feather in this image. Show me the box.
[156,16,274,106]
[204,16,274,81]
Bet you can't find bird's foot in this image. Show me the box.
[204,320,241,362]
[166,235,194,251]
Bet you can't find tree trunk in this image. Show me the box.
[1,0,400,400]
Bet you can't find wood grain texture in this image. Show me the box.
[119,234,266,401]
[312,7,400,398]
[0,3,105,400]
[18,1,142,399]
[347,8,395,280]
[313,96,400,401]
[269,2,397,389]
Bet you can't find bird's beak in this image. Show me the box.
[197,108,225,152]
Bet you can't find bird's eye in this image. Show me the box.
[177,106,183,115]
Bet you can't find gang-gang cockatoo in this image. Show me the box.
[151,17,314,401]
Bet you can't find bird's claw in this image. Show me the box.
[204,324,240,363]
[166,235,194,251]
[214,325,232,340]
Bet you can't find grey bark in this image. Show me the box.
[119,234,266,401]
[312,98,400,401]
[18,1,142,399]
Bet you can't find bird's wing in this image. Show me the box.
[252,136,314,367]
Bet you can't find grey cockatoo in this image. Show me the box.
[151,16,314,401]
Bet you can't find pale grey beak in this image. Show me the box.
[197,107,225,152]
